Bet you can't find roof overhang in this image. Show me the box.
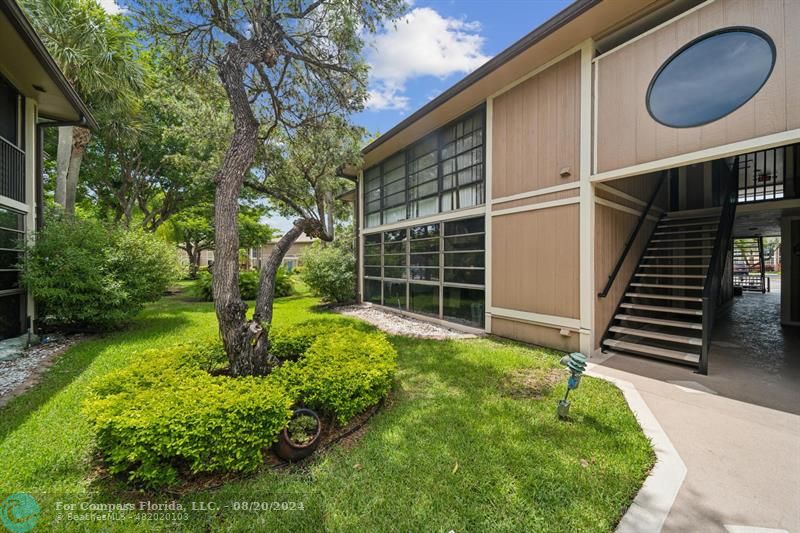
[361,0,667,168]
[0,0,98,129]
[337,189,356,203]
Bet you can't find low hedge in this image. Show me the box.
[269,318,367,360]
[273,328,397,424]
[84,325,397,488]
[83,343,291,488]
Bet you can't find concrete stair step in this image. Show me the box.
[653,228,719,236]
[642,255,711,259]
[620,302,703,316]
[615,313,703,330]
[635,273,707,279]
[626,292,703,302]
[658,220,719,228]
[609,326,702,346]
[638,264,709,269]
[630,282,703,290]
[603,339,700,365]
[651,236,718,243]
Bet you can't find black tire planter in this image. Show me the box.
[273,408,322,462]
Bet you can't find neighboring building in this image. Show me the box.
[249,234,316,271]
[197,234,317,272]
[349,0,800,374]
[0,0,96,340]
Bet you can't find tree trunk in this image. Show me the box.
[189,246,201,279]
[254,222,306,325]
[213,51,268,376]
[64,127,91,215]
[55,127,73,208]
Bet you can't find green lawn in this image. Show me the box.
[0,293,653,532]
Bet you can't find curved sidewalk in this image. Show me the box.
[590,361,799,533]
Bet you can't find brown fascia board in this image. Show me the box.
[0,0,99,130]
[361,0,600,156]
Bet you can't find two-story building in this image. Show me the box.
[352,0,799,374]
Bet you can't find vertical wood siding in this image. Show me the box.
[595,0,800,174]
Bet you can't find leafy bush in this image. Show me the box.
[272,328,397,424]
[84,343,291,488]
[22,214,182,330]
[190,270,214,300]
[192,268,293,301]
[301,241,355,303]
[192,269,258,301]
[84,326,396,487]
[239,269,260,300]
[274,266,293,298]
[269,319,352,360]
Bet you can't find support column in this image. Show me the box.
[579,40,595,355]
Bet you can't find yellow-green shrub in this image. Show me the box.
[269,318,364,360]
[83,342,291,488]
[272,328,397,424]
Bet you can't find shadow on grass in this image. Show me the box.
[0,313,192,444]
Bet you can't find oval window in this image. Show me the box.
[647,28,775,128]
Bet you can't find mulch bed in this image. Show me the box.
[0,334,87,408]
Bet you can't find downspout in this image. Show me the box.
[354,185,361,303]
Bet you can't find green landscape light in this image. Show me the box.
[557,352,588,419]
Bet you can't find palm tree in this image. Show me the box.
[20,0,144,215]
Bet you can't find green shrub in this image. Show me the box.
[269,319,351,360]
[272,328,397,424]
[22,213,182,331]
[239,269,260,300]
[84,343,291,488]
[274,266,293,298]
[192,269,260,301]
[191,270,214,300]
[301,242,355,303]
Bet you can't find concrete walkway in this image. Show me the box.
[592,361,799,532]
[592,290,800,531]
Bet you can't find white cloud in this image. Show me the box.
[364,7,490,111]
[97,0,123,15]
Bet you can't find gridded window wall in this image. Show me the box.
[363,107,485,228]
[0,206,25,339]
[362,216,485,328]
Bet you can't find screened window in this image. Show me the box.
[362,216,484,328]
[647,28,775,128]
[0,205,25,339]
[363,108,485,228]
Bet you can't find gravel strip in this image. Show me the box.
[334,304,478,340]
[0,335,84,406]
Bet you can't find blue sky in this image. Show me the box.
[354,0,572,136]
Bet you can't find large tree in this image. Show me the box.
[135,0,403,376]
[21,0,144,215]
[80,52,227,230]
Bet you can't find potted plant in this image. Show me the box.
[273,408,322,461]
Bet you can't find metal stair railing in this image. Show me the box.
[699,157,740,375]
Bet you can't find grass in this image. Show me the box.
[0,292,654,532]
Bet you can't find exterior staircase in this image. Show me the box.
[602,210,722,367]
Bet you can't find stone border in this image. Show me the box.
[586,365,686,533]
